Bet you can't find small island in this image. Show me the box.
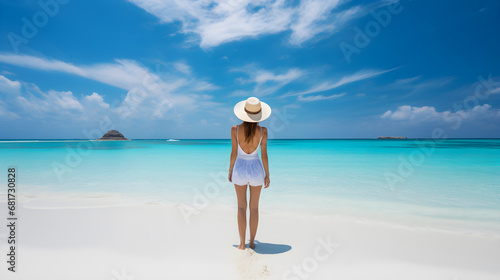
[98,130,130,140]
[377,136,407,139]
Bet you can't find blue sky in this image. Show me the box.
[0,0,499,139]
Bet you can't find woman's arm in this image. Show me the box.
[228,125,238,182]
[261,127,270,188]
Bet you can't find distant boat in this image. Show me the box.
[166,139,180,142]
[377,136,407,139]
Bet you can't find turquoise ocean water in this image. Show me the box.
[1,139,499,236]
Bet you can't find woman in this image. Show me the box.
[228,97,271,250]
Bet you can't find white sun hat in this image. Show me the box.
[234,97,272,123]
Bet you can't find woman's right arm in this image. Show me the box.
[228,125,237,182]
[261,127,270,188]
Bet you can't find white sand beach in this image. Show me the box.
[1,194,499,280]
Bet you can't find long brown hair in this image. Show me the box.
[241,121,258,143]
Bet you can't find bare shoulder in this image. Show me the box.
[260,126,268,136]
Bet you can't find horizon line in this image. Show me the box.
[0,138,499,141]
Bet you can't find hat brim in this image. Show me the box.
[234,100,272,123]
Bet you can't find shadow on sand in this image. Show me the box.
[233,240,292,254]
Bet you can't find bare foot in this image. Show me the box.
[237,243,246,250]
[249,241,255,249]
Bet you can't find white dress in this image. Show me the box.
[231,125,265,186]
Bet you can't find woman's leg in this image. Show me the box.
[234,184,248,250]
[249,185,262,249]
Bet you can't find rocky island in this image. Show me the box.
[377,136,407,139]
[98,130,130,140]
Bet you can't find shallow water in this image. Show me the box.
[1,138,499,235]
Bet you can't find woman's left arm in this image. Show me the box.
[261,127,270,188]
[228,125,237,182]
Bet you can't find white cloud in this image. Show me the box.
[454,103,495,119]
[16,89,84,116]
[49,90,84,111]
[191,80,219,91]
[297,92,346,102]
[290,1,362,45]
[231,65,398,100]
[173,62,192,75]
[0,75,21,95]
[0,54,155,90]
[381,105,439,121]
[381,104,499,123]
[382,75,455,98]
[472,75,500,95]
[0,54,220,120]
[128,0,366,48]
[282,67,399,98]
[254,68,303,84]
[0,100,20,119]
[85,92,110,108]
[0,75,217,123]
[231,66,304,96]
[385,76,421,88]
